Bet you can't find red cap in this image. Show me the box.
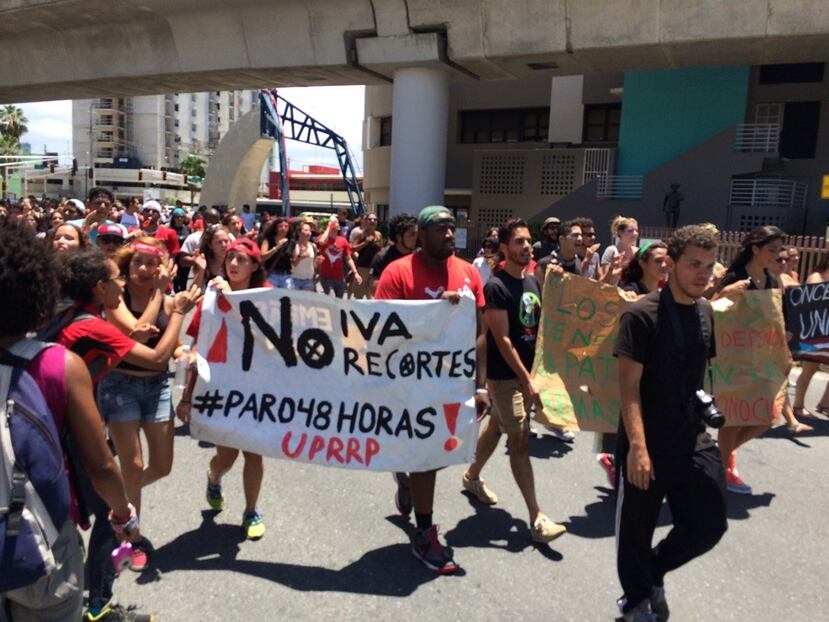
[226,237,261,263]
[97,223,125,239]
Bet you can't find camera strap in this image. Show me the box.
[661,286,715,396]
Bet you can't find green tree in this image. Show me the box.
[179,154,206,178]
[0,105,28,144]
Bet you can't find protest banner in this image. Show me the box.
[532,274,788,432]
[784,282,829,362]
[711,290,788,426]
[532,273,629,434]
[188,287,479,472]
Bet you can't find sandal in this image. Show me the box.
[793,406,820,419]
[816,404,829,417]
[787,422,814,435]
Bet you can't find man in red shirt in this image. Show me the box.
[315,216,361,297]
[375,205,488,575]
[138,200,180,256]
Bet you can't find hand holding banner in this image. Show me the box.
[190,287,479,472]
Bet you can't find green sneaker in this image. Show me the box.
[206,470,224,511]
[242,510,265,540]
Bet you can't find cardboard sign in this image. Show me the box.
[532,274,788,432]
[712,290,788,426]
[532,273,629,434]
[784,282,829,361]
[190,288,478,471]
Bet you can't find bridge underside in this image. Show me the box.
[3,0,829,102]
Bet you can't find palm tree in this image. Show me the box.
[179,154,206,178]
[0,105,28,142]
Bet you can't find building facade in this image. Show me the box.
[363,62,829,239]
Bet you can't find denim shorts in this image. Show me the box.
[293,277,315,291]
[267,273,293,289]
[97,372,173,425]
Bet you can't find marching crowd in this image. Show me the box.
[0,189,825,622]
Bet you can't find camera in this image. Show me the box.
[687,390,725,428]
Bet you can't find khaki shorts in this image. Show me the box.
[488,378,532,436]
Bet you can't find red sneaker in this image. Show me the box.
[596,453,617,489]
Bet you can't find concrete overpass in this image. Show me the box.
[3,0,829,103]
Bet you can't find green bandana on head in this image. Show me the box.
[417,205,455,228]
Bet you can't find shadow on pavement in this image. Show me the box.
[762,417,829,447]
[565,487,672,540]
[442,494,564,562]
[138,510,439,596]
[726,491,775,520]
[527,434,574,460]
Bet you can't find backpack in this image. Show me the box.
[0,340,70,592]
[35,305,95,343]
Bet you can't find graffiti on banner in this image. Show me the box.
[189,288,479,472]
[785,282,829,362]
[532,274,789,433]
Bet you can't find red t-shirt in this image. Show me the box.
[375,252,485,307]
[57,306,136,386]
[130,225,181,255]
[318,236,351,280]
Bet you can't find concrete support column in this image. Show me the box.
[389,67,449,216]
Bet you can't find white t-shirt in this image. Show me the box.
[472,256,492,284]
[181,230,203,255]
[292,242,316,279]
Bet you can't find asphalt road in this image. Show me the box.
[107,370,829,621]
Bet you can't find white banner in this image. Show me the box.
[190,287,479,472]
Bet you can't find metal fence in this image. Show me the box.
[734,123,780,153]
[640,226,828,279]
[596,175,643,200]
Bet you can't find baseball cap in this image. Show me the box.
[543,216,561,227]
[142,200,162,214]
[67,198,86,214]
[417,205,455,228]
[226,237,261,263]
[97,223,125,239]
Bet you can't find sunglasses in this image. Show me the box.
[366,218,378,223]
[99,236,124,245]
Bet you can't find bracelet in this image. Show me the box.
[109,502,139,536]
[475,388,489,396]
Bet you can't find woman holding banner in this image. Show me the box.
[768,247,813,435]
[792,251,829,421]
[714,225,784,494]
[176,238,270,541]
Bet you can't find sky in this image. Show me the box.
[16,85,366,172]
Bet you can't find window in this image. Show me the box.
[780,101,820,159]
[755,102,784,126]
[458,108,549,144]
[582,103,621,143]
[759,63,825,84]
[379,116,392,146]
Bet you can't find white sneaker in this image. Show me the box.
[543,424,575,443]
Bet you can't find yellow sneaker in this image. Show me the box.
[462,473,498,505]
[242,510,265,540]
[531,514,566,543]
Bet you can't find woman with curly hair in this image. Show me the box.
[0,223,135,621]
[618,241,669,295]
[99,237,184,571]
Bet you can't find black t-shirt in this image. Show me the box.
[621,281,650,296]
[532,240,559,262]
[354,234,383,268]
[613,287,716,456]
[262,232,293,274]
[370,245,406,279]
[537,250,581,276]
[484,270,542,380]
[718,266,778,292]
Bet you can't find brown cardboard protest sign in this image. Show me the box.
[532,275,788,433]
[711,290,788,427]
[532,273,629,433]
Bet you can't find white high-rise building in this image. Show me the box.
[72,90,258,170]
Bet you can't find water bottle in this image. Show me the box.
[174,345,191,391]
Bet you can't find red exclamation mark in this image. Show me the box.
[443,402,460,451]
